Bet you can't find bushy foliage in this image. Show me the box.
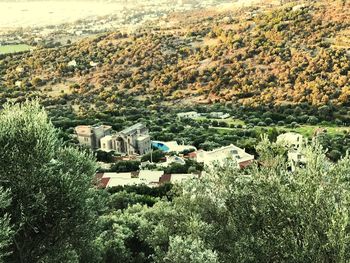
[0,188,12,263]
[98,139,350,262]
[0,101,100,262]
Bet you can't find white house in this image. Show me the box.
[77,123,151,155]
[75,125,112,149]
[177,111,201,120]
[277,132,307,171]
[209,112,230,119]
[277,132,304,150]
[170,173,198,184]
[196,144,254,169]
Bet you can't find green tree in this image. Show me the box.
[307,116,319,125]
[0,101,100,263]
[141,150,165,163]
[173,140,350,262]
[327,149,342,162]
[110,160,141,172]
[0,188,13,263]
[163,236,218,263]
[95,205,153,263]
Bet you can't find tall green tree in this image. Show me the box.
[0,101,100,263]
[0,188,12,263]
[174,140,350,262]
[163,236,218,263]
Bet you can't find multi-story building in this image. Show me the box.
[99,123,151,155]
[75,125,112,149]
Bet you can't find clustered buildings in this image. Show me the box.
[75,123,152,155]
[75,121,256,188]
[75,122,310,187]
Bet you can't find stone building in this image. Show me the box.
[75,125,112,149]
[100,123,151,155]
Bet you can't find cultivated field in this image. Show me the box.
[0,44,32,54]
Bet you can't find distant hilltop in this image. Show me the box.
[1,0,350,108]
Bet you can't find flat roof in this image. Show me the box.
[139,170,163,182]
[197,144,254,165]
[107,178,142,187]
[137,135,150,141]
[177,111,198,116]
[102,172,132,179]
[120,123,145,135]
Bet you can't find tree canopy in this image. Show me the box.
[0,101,100,263]
[96,137,350,262]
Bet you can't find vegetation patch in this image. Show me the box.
[0,44,32,54]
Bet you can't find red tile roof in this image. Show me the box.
[99,177,110,188]
[159,174,172,184]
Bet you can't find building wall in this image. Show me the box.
[76,126,93,147]
[77,135,93,148]
[101,136,113,152]
[76,125,112,149]
[137,137,151,155]
[93,126,109,148]
[91,123,152,155]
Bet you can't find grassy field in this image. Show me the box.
[284,125,350,137]
[0,44,32,54]
[200,117,349,137]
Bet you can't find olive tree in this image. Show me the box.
[0,188,12,263]
[172,138,350,262]
[95,137,350,263]
[0,101,100,263]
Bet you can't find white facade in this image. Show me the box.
[177,111,200,120]
[196,144,254,168]
[277,132,304,150]
[209,112,230,119]
[277,132,307,171]
[75,125,112,149]
[95,123,151,155]
[100,135,113,152]
[102,171,163,188]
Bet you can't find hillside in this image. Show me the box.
[0,0,350,112]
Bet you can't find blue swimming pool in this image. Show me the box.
[152,142,170,152]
